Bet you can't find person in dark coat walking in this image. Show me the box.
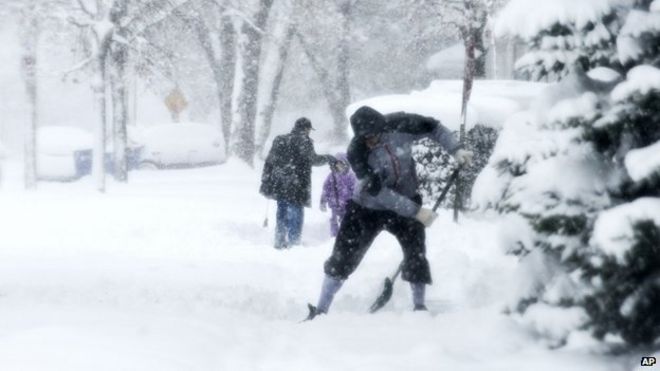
[306,106,474,319]
[320,153,357,237]
[260,117,336,249]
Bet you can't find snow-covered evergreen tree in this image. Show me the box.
[475,0,660,347]
[583,0,660,345]
[496,0,622,80]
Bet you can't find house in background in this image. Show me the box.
[425,36,527,80]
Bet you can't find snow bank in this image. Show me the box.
[495,0,615,39]
[591,198,660,264]
[347,80,547,134]
[346,93,478,133]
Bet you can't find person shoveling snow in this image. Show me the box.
[305,106,474,320]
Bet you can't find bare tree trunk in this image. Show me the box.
[474,27,487,78]
[20,9,39,190]
[334,0,352,143]
[219,14,236,151]
[110,43,129,182]
[232,0,274,166]
[188,7,235,151]
[110,1,129,182]
[295,31,347,142]
[93,53,109,192]
[255,24,295,156]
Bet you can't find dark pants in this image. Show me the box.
[275,200,304,248]
[323,200,432,284]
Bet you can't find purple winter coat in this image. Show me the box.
[320,154,357,213]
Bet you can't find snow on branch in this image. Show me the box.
[625,141,660,183]
[591,198,660,264]
[495,0,614,39]
[611,65,660,101]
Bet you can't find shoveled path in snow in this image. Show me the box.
[0,161,635,370]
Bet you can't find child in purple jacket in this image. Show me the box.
[320,153,357,237]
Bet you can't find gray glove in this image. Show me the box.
[415,207,438,228]
[453,149,474,167]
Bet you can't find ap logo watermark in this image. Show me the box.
[641,357,657,367]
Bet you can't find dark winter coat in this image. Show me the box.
[260,126,329,206]
[347,106,460,218]
[320,154,357,213]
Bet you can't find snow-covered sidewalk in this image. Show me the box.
[0,161,634,370]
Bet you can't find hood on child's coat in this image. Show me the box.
[335,153,349,165]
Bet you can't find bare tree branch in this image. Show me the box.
[75,0,95,16]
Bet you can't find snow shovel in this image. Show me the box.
[369,168,461,314]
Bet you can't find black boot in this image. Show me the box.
[413,304,428,311]
[302,303,325,321]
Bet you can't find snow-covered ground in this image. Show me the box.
[0,159,641,371]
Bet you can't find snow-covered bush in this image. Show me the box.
[414,124,498,208]
[479,0,660,348]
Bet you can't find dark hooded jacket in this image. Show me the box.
[260,123,330,206]
[346,106,459,218]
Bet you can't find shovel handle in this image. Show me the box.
[432,168,460,212]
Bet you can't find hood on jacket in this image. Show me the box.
[334,152,349,165]
[332,152,351,173]
[349,106,386,137]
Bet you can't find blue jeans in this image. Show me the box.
[275,200,304,248]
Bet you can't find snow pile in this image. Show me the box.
[591,198,660,264]
[346,93,478,132]
[347,80,547,133]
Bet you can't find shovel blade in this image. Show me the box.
[369,278,393,313]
